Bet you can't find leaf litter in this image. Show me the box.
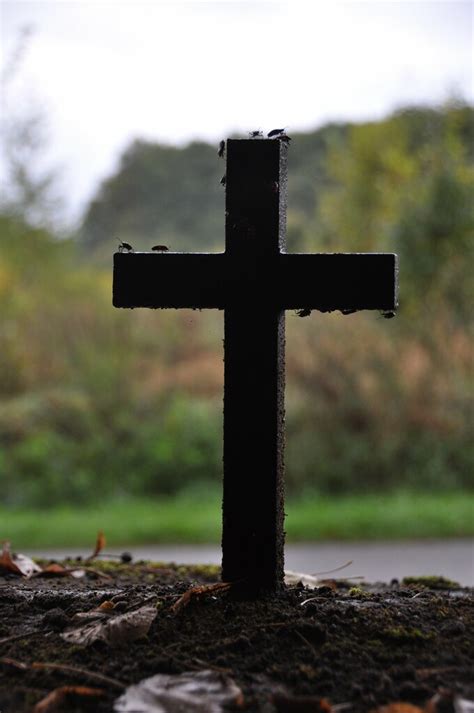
[114,669,244,713]
[0,546,473,712]
[0,540,42,577]
[61,604,158,647]
[0,532,113,581]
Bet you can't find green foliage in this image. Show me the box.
[315,104,474,321]
[1,103,473,508]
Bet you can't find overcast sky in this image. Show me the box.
[1,1,473,224]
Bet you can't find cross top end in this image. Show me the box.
[225,139,287,259]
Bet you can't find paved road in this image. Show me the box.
[32,539,473,586]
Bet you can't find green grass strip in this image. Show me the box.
[1,490,473,550]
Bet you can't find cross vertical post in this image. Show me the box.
[222,140,287,591]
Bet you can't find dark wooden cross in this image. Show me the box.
[113,139,398,594]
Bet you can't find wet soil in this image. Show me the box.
[0,560,472,712]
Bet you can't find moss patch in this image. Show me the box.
[402,575,460,590]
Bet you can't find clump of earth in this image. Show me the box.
[0,558,472,712]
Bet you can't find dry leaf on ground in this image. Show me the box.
[33,686,104,713]
[371,695,474,713]
[0,541,42,577]
[114,669,244,713]
[284,571,353,589]
[0,541,23,576]
[32,562,88,579]
[454,699,474,713]
[36,563,72,577]
[71,599,116,622]
[87,530,106,560]
[61,604,157,646]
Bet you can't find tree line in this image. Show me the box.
[0,102,472,505]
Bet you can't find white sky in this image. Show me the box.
[1,1,473,224]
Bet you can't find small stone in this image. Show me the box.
[114,601,128,612]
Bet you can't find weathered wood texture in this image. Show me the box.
[113,251,398,311]
[221,139,287,591]
[113,138,398,593]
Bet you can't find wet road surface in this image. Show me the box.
[31,539,473,586]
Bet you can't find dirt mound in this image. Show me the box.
[0,560,472,712]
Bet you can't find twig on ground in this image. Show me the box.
[0,630,51,646]
[294,629,317,657]
[192,657,233,674]
[170,581,232,614]
[311,561,354,576]
[0,657,125,690]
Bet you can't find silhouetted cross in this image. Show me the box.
[113,139,398,594]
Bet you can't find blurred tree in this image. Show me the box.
[79,123,349,258]
[316,103,474,320]
[2,103,472,505]
[80,140,225,258]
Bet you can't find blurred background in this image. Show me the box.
[0,1,473,549]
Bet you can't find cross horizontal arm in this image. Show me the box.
[113,251,398,312]
[113,252,226,309]
[277,253,398,311]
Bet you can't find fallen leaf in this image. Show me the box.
[114,669,244,713]
[378,698,474,713]
[285,570,363,588]
[87,530,106,560]
[98,600,116,611]
[284,570,321,587]
[425,691,474,713]
[62,604,157,646]
[33,685,104,713]
[0,541,42,577]
[72,600,116,622]
[35,563,72,577]
[12,552,42,577]
[0,541,23,576]
[32,562,88,579]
